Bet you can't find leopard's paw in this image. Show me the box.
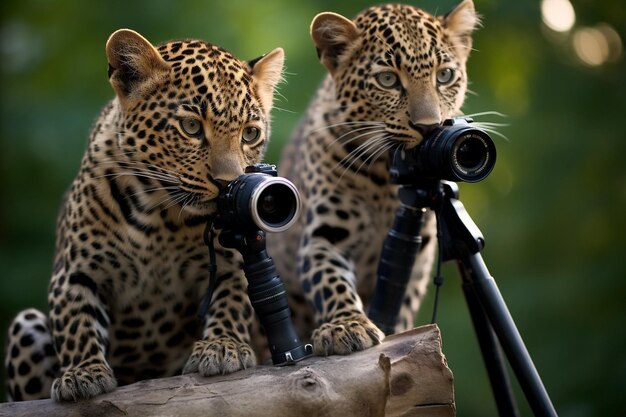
[312,314,385,356]
[51,363,116,402]
[182,336,256,377]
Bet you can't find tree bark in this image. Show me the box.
[0,324,454,417]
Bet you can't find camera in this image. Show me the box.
[217,164,301,233]
[369,118,497,335]
[211,164,311,365]
[390,118,496,184]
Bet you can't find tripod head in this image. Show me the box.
[396,180,484,260]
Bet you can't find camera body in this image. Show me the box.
[390,118,496,184]
[217,164,301,233]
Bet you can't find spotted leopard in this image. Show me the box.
[270,1,479,355]
[4,29,284,401]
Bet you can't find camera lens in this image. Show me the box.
[260,194,277,214]
[255,183,298,230]
[250,177,301,233]
[455,136,487,171]
[218,172,301,233]
[448,130,495,182]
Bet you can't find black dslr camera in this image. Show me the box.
[390,118,496,184]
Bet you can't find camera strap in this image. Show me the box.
[197,220,218,321]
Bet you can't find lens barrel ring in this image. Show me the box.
[217,171,302,233]
[448,128,496,183]
[249,176,301,233]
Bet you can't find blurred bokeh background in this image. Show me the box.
[1,0,624,415]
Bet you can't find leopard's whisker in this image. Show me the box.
[335,136,383,170]
[363,136,396,172]
[470,121,509,128]
[469,124,510,141]
[95,160,181,177]
[335,136,388,181]
[343,139,388,179]
[462,111,508,119]
[151,191,189,212]
[127,186,181,199]
[313,121,385,134]
[93,161,181,184]
[92,171,180,185]
[326,127,388,150]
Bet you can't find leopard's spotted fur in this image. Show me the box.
[4,29,284,401]
[271,1,479,355]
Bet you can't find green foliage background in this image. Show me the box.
[1,0,624,415]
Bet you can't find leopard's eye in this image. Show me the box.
[376,71,400,89]
[436,68,455,85]
[242,126,261,143]
[180,118,202,136]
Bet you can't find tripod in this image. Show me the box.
[368,180,558,417]
[217,227,312,365]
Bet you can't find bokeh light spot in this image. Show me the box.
[573,27,611,66]
[597,24,623,62]
[541,0,576,33]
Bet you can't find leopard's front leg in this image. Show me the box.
[299,232,385,356]
[49,271,116,401]
[183,246,256,376]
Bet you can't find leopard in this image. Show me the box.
[269,0,479,356]
[4,28,284,401]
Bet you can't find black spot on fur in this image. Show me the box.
[122,318,145,328]
[312,225,350,244]
[24,313,37,321]
[68,272,97,295]
[19,334,34,348]
[313,291,323,312]
[166,331,185,347]
[17,361,31,376]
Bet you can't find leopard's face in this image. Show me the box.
[312,0,477,147]
[106,30,283,216]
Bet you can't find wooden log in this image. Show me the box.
[0,324,454,417]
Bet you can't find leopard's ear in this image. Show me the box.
[106,29,170,101]
[441,0,480,58]
[310,12,360,74]
[249,47,285,114]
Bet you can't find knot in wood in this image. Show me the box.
[288,367,330,398]
[390,372,414,396]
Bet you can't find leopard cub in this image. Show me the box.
[271,0,479,355]
[5,29,283,401]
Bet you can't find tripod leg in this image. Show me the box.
[464,253,558,417]
[462,277,520,417]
